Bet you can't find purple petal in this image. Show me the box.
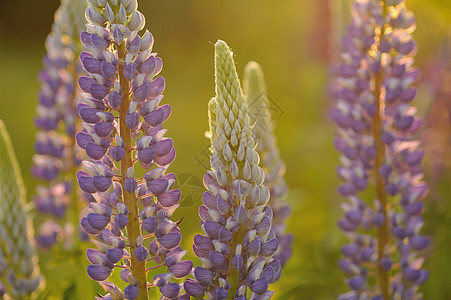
[193,267,214,286]
[147,178,171,195]
[149,77,165,97]
[92,175,112,192]
[82,57,102,74]
[184,279,206,298]
[134,82,150,101]
[138,147,155,165]
[160,282,180,299]
[409,235,429,250]
[169,260,193,279]
[108,91,122,108]
[134,246,148,262]
[79,107,101,123]
[154,148,176,166]
[128,35,142,55]
[124,284,139,300]
[157,189,181,207]
[153,138,173,157]
[101,61,117,78]
[193,234,213,252]
[86,142,108,160]
[87,213,110,230]
[78,173,97,193]
[90,83,110,100]
[80,32,93,48]
[158,232,182,249]
[114,214,129,230]
[91,34,110,51]
[260,238,278,257]
[203,221,221,239]
[81,217,102,235]
[209,250,225,268]
[232,254,244,270]
[76,132,95,149]
[87,264,112,281]
[124,62,137,81]
[142,217,158,234]
[124,177,138,194]
[214,287,228,300]
[138,56,156,74]
[250,277,269,295]
[109,146,126,162]
[348,275,365,291]
[86,248,108,265]
[125,112,140,130]
[106,247,124,264]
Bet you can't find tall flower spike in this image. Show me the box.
[243,61,292,267]
[422,37,451,180]
[77,0,190,299]
[184,40,279,300]
[0,120,41,298]
[32,0,88,249]
[332,1,429,299]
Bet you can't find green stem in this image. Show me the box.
[118,43,148,300]
[226,225,245,300]
[373,3,389,298]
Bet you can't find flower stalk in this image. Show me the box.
[243,61,292,267]
[184,40,279,300]
[332,0,429,298]
[0,120,41,299]
[76,0,191,298]
[32,0,87,250]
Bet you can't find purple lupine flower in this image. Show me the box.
[32,0,87,249]
[243,61,292,267]
[77,0,190,299]
[184,40,279,299]
[333,1,429,299]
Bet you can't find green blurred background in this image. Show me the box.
[1,0,451,299]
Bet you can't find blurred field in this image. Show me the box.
[1,0,451,299]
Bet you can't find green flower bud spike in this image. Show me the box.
[243,62,292,267]
[0,120,41,299]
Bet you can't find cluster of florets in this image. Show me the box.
[332,0,429,299]
[183,40,280,300]
[32,0,87,249]
[76,0,190,298]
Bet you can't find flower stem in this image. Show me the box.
[373,6,389,297]
[118,43,148,300]
[226,225,245,300]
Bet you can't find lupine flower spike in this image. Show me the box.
[422,37,451,179]
[77,0,190,299]
[184,40,280,300]
[243,62,292,267]
[332,0,429,299]
[32,0,87,249]
[0,120,41,298]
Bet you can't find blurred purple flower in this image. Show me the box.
[332,0,429,298]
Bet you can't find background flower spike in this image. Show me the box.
[32,0,88,250]
[0,120,42,298]
[332,0,429,299]
[243,61,292,267]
